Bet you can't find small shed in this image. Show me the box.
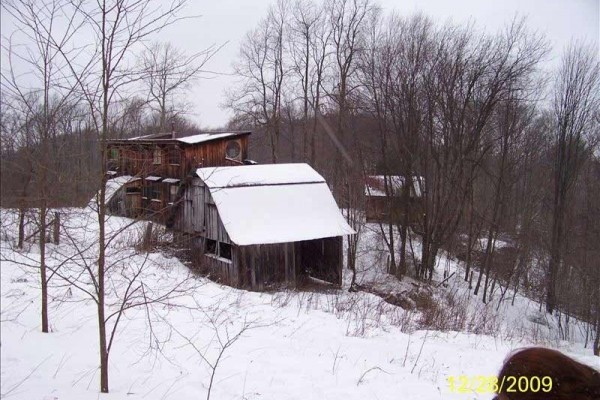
[364,175,423,223]
[176,163,355,290]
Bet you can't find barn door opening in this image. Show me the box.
[299,237,341,286]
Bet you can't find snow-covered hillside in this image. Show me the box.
[1,207,597,400]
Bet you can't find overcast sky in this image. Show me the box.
[163,0,598,128]
[2,0,598,128]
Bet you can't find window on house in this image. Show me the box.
[219,242,232,260]
[153,148,162,165]
[169,185,178,203]
[168,147,181,165]
[142,185,152,199]
[126,186,141,194]
[152,182,161,200]
[225,140,241,161]
[108,148,119,160]
[205,238,217,255]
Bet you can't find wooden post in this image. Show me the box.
[53,212,60,244]
[291,242,297,287]
[250,247,257,290]
[284,242,290,284]
[337,236,343,287]
[143,221,153,248]
[469,270,474,289]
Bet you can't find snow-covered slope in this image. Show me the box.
[1,208,597,400]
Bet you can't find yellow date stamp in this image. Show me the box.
[447,375,553,394]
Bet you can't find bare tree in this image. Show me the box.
[287,0,332,164]
[417,19,547,281]
[167,305,259,400]
[288,0,319,161]
[42,0,194,392]
[139,41,219,132]
[325,0,373,188]
[228,0,289,163]
[546,42,600,314]
[473,99,539,303]
[358,13,434,278]
[1,0,82,333]
[358,11,399,276]
[578,155,600,355]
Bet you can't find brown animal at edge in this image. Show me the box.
[494,347,600,400]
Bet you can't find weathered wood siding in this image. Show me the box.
[186,235,240,286]
[177,178,230,244]
[238,244,289,290]
[107,135,249,180]
[182,136,248,171]
[202,252,240,286]
[235,237,342,290]
[176,179,201,233]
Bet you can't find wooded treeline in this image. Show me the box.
[1,0,599,357]
[225,0,600,350]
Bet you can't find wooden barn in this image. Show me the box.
[173,163,355,290]
[106,131,251,220]
[364,175,423,223]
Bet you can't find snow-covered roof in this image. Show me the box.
[105,175,134,200]
[196,164,355,246]
[196,163,325,188]
[126,131,248,144]
[176,132,245,144]
[88,175,134,210]
[365,175,424,197]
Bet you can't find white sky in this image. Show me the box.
[2,0,598,128]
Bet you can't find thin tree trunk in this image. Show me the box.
[594,309,600,356]
[98,156,109,393]
[482,230,499,303]
[547,200,564,314]
[99,32,110,388]
[464,185,475,281]
[474,225,495,298]
[398,223,407,277]
[40,206,49,333]
[53,212,60,244]
[397,182,411,277]
[18,208,26,249]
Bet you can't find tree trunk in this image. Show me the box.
[98,170,109,393]
[419,218,430,280]
[397,182,411,277]
[427,243,439,282]
[40,206,49,333]
[310,115,317,166]
[398,223,407,278]
[594,309,600,356]
[53,212,60,244]
[482,230,498,303]
[546,201,564,314]
[18,208,26,249]
[464,186,475,281]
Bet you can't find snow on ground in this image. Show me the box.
[1,207,598,400]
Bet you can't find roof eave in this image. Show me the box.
[108,131,251,146]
